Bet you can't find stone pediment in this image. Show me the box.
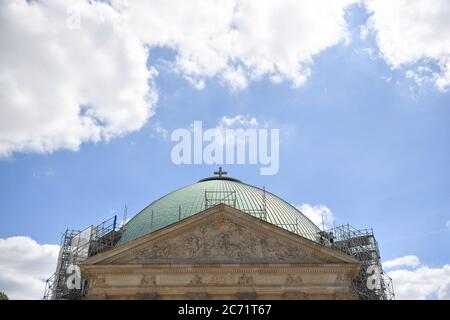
[83,204,357,265]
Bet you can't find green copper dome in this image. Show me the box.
[116,176,321,246]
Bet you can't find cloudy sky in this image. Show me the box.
[0,0,449,300]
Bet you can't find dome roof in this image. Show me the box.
[116,176,321,246]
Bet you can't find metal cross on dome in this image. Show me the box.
[214,167,227,177]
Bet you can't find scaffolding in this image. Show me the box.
[204,188,267,220]
[318,224,395,300]
[43,216,121,300]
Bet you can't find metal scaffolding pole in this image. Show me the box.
[318,224,395,300]
[43,215,121,300]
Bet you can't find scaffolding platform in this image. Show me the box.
[204,188,268,221]
[320,224,395,300]
[43,216,121,300]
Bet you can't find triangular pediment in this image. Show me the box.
[83,204,358,265]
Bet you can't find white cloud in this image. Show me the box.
[206,115,260,148]
[384,255,450,300]
[297,204,335,230]
[0,0,157,157]
[112,0,358,89]
[365,0,450,90]
[405,66,438,86]
[446,220,450,229]
[222,66,249,92]
[383,255,421,269]
[219,115,258,129]
[0,0,364,157]
[150,121,168,139]
[0,236,59,300]
[360,25,369,40]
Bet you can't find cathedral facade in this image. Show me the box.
[80,173,361,300]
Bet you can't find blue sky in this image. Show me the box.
[1,0,450,299]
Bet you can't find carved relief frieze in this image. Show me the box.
[188,275,203,285]
[237,274,255,286]
[140,275,156,286]
[113,213,332,264]
[285,274,303,285]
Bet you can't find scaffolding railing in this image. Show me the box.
[204,189,268,221]
[319,224,395,300]
[43,216,121,300]
[205,190,237,209]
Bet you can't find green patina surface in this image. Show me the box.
[116,177,321,246]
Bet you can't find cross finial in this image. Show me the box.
[214,167,227,177]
